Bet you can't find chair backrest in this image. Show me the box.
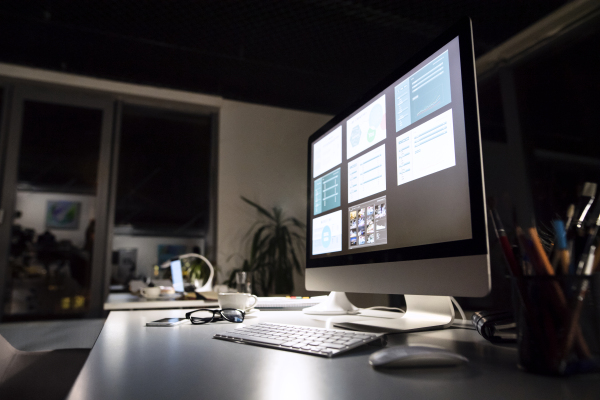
[0,334,18,385]
[0,333,90,400]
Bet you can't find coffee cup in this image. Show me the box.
[140,286,161,299]
[218,292,258,311]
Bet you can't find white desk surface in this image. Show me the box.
[104,293,219,310]
[68,310,599,400]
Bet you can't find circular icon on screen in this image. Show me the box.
[321,225,331,248]
[369,103,383,127]
[350,125,361,147]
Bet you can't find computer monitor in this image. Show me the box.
[305,18,489,332]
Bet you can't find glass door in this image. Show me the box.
[106,103,217,293]
[0,85,113,320]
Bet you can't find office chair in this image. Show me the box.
[0,334,89,399]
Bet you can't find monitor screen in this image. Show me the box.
[170,259,185,293]
[310,37,471,259]
[306,18,488,295]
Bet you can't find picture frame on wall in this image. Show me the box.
[46,200,81,230]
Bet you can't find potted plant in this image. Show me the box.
[228,196,305,296]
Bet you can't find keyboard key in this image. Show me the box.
[323,343,347,349]
[345,339,364,345]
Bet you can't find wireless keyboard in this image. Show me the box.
[213,322,386,357]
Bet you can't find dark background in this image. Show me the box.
[0,1,568,115]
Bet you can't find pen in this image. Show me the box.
[559,244,596,369]
[528,227,554,276]
[593,245,600,273]
[566,184,595,271]
[575,182,596,230]
[551,220,570,275]
[515,226,532,276]
[565,204,575,233]
[566,183,596,235]
[575,213,600,275]
[488,205,520,277]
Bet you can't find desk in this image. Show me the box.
[104,293,218,310]
[67,310,599,400]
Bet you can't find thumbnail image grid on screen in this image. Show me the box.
[310,36,472,259]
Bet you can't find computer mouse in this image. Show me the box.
[369,345,468,368]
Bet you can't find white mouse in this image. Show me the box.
[369,345,468,368]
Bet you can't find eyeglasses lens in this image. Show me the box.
[221,309,244,323]
[189,310,214,324]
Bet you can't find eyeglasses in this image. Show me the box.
[185,308,245,325]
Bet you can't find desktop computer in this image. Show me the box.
[305,18,490,332]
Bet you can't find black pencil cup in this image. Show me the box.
[512,275,600,376]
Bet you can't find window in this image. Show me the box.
[114,105,214,237]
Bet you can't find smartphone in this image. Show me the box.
[146,318,188,327]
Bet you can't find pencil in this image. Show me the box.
[593,244,600,272]
[528,227,554,276]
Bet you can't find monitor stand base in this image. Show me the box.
[302,292,360,315]
[333,295,455,333]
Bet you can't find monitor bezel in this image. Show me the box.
[306,17,486,269]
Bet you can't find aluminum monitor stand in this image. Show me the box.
[303,291,455,333]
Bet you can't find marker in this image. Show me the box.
[551,220,570,275]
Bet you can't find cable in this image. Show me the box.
[362,306,405,313]
[450,296,466,320]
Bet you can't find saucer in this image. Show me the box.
[245,308,260,315]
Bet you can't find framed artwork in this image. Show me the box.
[46,200,81,230]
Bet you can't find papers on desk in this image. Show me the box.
[256,296,325,310]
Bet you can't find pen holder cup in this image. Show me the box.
[512,275,600,376]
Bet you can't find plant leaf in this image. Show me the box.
[241,196,276,221]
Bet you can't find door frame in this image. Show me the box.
[102,98,220,301]
[0,84,115,319]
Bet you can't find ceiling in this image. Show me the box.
[0,1,568,114]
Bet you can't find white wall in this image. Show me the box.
[217,99,331,285]
[15,191,96,247]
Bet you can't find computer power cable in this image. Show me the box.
[451,296,466,320]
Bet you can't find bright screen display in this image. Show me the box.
[310,37,472,258]
[170,259,185,292]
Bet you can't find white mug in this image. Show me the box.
[218,292,258,311]
[140,286,161,299]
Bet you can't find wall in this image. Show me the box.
[216,99,331,287]
[15,191,95,247]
